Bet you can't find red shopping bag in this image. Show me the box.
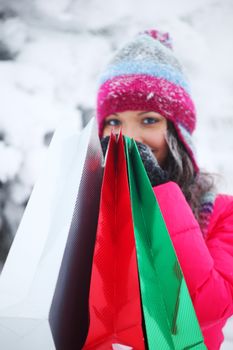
[83,133,145,350]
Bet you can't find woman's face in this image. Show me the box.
[102,110,168,166]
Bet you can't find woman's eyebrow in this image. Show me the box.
[106,113,119,118]
[138,111,156,116]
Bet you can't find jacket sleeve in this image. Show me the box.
[153,181,233,329]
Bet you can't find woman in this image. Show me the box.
[95,29,233,349]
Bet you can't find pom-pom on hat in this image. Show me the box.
[96,29,199,171]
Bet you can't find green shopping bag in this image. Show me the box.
[125,137,206,350]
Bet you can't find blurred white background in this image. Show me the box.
[0,0,232,347]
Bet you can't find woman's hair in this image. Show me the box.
[164,121,216,231]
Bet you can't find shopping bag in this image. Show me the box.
[83,133,145,350]
[0,117,103,350]
[125,137,206,349]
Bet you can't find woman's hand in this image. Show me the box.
[135,141,168,186]
[100,136,168,186]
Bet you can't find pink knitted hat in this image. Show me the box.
[96,29,198,171]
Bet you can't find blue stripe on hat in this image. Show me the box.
[99,61,191,93]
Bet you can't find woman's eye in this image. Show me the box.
[142,117,159,125]
[105,119,121,126]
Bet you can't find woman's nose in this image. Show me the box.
[122,126,143,143]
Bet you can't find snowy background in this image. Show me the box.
[0,0,232,347]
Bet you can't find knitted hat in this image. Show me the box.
[96,29,198,171]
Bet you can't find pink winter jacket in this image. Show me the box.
[153,182,233,350]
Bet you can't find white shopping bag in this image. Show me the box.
[0,117,103,350]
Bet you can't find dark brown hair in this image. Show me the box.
[164,121,216,225]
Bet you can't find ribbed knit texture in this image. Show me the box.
[199,192,216,238]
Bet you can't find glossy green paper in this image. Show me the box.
[125,137,207,350]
